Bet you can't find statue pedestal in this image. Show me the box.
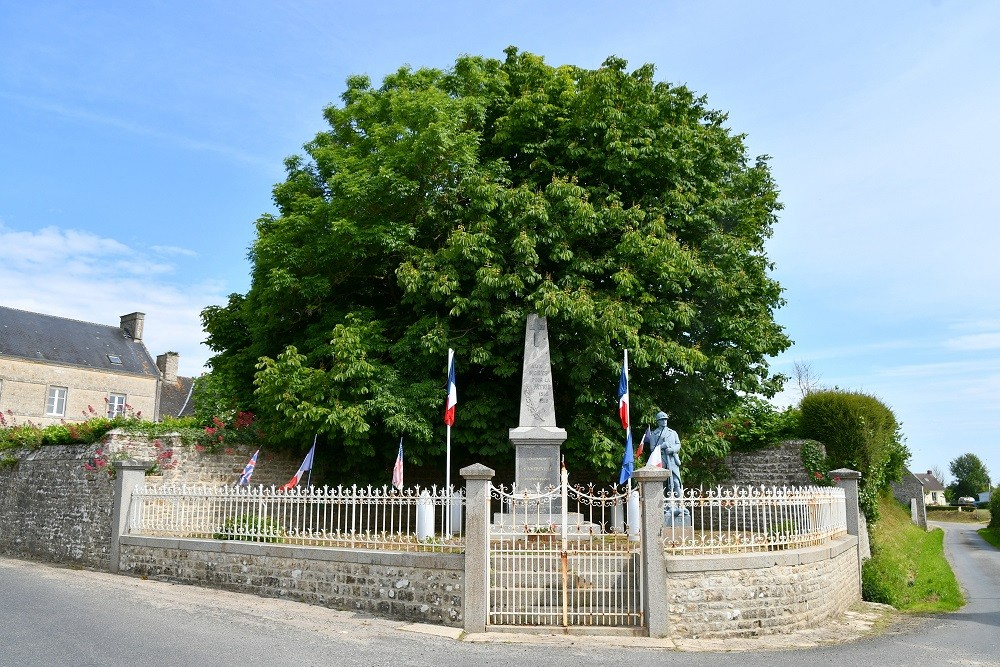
[510,426,567,492]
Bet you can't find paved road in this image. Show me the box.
[1,522,997,666]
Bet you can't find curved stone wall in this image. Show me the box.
[665,535,859,638]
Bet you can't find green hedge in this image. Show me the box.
[799,390,909,524]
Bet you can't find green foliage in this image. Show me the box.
[0,410,139,451]
[989,487,1000,530]
[947,453,991,500]
[201,48,791,481]
[213,514,284,543]
[0,454,18,470]
[715,398,800,452]
[799,390,909,523]
[861,543,904,607]
[192,372,239,425]
[799,440,833,485]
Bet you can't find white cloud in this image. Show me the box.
[151,245,199,258]
[946,333,1000,351]
[0,223,222,377]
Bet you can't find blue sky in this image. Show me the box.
[1,1,998,486]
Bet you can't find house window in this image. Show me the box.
[107,393,127,418]
[46,386,68,417]
[107,354,122,365]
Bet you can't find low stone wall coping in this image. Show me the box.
[119,534,464,572]
[665,534,858,572]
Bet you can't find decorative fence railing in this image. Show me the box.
[127,484,465,552]
[491,475,637,538]
[662,485,847,555]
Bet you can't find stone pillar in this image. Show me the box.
[461,463,495,634]
[831,468,862,595]
[633,464,671,638]
[110,460,149,573]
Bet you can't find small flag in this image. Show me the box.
[647,443,664,469]
[637,426,651,458]
[618,429,634,485]
[444,348,458,426]
[237,449,259,486]
[391,438,404,491]
[281,440,316,491]
[617,351,630,429]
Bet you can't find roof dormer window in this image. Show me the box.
[107,354,122,365]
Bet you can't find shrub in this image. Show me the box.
[213,515,284,543]
[990,487,1000,530]
[799,390,909,523]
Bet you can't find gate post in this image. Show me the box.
[633,464,671,638]
[461,463,495,634]
[831,468,863,596]
[110,460,149,573]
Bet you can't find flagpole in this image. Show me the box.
[445,348,455,537]
[624,349,631,495]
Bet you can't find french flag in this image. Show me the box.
[444,349,457,426]
[617,350,630,430]
[281,440,315,491]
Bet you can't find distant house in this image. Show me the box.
[156,351,196,419]
[0,306,162,425]
[913,469,947,506]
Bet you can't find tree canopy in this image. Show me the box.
[948,453,991,500]
[201,48,791,482]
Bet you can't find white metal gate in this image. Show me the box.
[488,470,642,628]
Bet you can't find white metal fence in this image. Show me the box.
[127,483,465,552]
[488,473,642,628]
[662,485,847,555]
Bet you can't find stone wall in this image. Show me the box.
[102,432,298,488]
[0,433,297,568]
[0,445,115,568]
[120,535,464,627]
[723,440,824,487]
[665,535,859,638]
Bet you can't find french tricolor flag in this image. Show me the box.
[281,440,315,491]
[444,349,457,426]
[617,350,630,430]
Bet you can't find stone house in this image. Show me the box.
[0,306,163,424]
[912,469,947,506]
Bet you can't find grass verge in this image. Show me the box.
[863,493,964,612]
[979,527,1000,550]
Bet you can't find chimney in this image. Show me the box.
[156,352,179,382]
[928,470,933,475]
[120,312,145,341]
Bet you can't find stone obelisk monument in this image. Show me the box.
[509,313,567,490]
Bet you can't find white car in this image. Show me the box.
[957,496,976,506]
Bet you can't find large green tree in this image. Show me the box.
[202,48,791,481]
[948,453,991,500]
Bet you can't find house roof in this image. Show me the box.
[159,375,195,418]
[912,469,946,491]
[0,306,159,378]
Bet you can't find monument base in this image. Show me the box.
[491,512,603,538]
[510,426,567,492]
